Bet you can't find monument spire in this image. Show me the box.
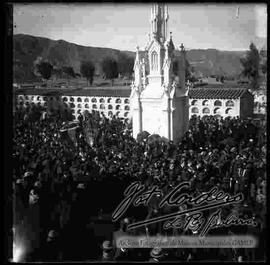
[150,3,168,43]
[131,4,189,142]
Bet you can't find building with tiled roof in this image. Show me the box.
[15,86,132,121]
[188,87,254,118]
[15,84,255,121]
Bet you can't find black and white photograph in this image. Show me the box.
[7,2,267,262]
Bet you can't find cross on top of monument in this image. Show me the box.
[180,43,185,51]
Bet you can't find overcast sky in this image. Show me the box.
[13,3,267,52]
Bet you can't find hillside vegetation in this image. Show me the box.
[14,34,246,83]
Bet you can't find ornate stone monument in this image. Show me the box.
[130,3,189,143]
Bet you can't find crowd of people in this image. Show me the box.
[13,103,266,262]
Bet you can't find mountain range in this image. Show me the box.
[14,34,248,82]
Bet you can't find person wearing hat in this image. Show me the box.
[38,229,63,261]
[47,229,59,242]
[149,247,166,262]
[113,246,131,261]
[101,240,114,261]
[29,188,40,205]
[112,217,130,253]
[34,181,42,189]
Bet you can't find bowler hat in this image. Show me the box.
[47,230,59,242]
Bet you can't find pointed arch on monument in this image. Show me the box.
[151,51,158,71]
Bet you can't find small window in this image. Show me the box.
[100,104,105,109]
[77,104,82,108]
[91,98,97,103]
[202,100,209,106]
[124,99,129,104]
[191,107,199,113]
[124,112,129,117]
[25,96,29,100]
[63,97,68,102]
[108,105,113,110]
[77,97,82,102]
[43,97,47,101]
[70,103,75,108]
[108,111,113,116]
[213,107,221,114]
[124,105,130,111]
[100,98,105,103]
[70,97,74,102]
[214,100,222,106]
[19,96,24,100]
[84,98,89,102]
[37,96,40,101]
[115,98,121,104]
[226,100,234,107]
[116,111,120,116]
[83,110,89,116]
[116,105,121,110]
[77,109,81,114]
[92,104,97,109]
[85,104,89,109]
[107,98,112,103]
[202,107,210,114]
[225,108,233,115]
[191,100,198,106]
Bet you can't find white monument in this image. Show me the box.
[130,3,189,143]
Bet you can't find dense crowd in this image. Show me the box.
[13,103,266,262]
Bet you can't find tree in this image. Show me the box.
[118,53,134,79]
[172,58,192,82]
[185,59,192,81]
[172,59,178,76]
[261,59,267,75]
[36,61,53,81]
[14,63,25,82]
[62,66,76,78]
[80,61,95,86]
[240,42,260,90]
[101,57,119,86]
[260,49,267,75]
[52,66,63,81]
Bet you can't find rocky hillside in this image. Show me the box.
[14,34,247,82]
